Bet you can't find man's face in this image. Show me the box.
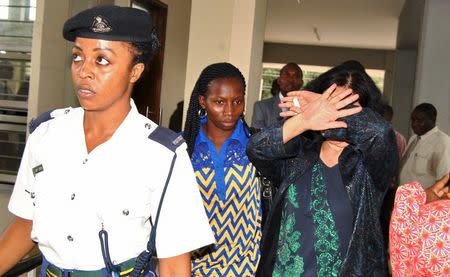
[411,110,434,136]
[277,65,303,96]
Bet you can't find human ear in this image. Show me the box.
[130,63,145,83]
[198,95,206,109]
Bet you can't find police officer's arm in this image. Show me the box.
[0,216,35,275]
[159,253,190,277]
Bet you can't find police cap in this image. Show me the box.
[63,5,154,43]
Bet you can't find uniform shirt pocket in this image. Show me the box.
[102,199,151,227]
[412,151,431,176]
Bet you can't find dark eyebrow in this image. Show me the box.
[72,45,116,55]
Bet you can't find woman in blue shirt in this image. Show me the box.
[183,63,261,276]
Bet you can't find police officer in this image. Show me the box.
[0,5,214,277]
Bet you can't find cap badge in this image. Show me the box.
[91,16,112,33]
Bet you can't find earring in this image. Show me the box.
[198,109,207,117]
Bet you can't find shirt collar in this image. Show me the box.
[101,98,140,139]
[419,126,439,140]
[196,116,249,147]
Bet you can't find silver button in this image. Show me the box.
[67,235,73,242]
[144,123,151,129]
[82,158,88,164]
[71,193,75,200]
[30,192,35,199]
[122,209,129,216]
[64,109,70,114]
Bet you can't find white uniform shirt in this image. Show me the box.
[399,126,450,188]
[9,101,215,270]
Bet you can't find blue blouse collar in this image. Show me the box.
[196,116,249,147]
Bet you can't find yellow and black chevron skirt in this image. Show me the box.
[191,142,262,277]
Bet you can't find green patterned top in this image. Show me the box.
[272,161,352,277]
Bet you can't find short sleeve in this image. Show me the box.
[8,136,36,220]
[152,144,215,258]
[389,182,424,276]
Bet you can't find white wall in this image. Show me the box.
[414,0,450,134]
[391,0,424,139]
[391,50,417,138]
[159,0,192,128]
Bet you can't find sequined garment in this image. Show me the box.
[191,119,261,276]
[273,185,304,277]
[247,108,399,276]
[272,162,345,277]
[390,182,450,276]
[310,162,342,276]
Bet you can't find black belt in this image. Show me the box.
[42,257,136,277]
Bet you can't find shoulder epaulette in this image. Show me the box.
[29,109,55,134]
[148,126,185,153]
[29,108,73,134]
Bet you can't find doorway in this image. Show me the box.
[131,0,167,124]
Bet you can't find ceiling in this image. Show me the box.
[265,0,406,50]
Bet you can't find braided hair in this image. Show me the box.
[183,62,251,157]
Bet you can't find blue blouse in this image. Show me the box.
[190,118,261,276]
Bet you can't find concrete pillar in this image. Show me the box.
[414,0,450,134]
[391,0,424,139]
[391,50,417,138]
[228,0,267,123]
[28,0,71,122]
[182,0,267,125]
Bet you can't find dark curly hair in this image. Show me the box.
[413,103,437,122]
[183,62,250,157]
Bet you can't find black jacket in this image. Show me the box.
[247,108,398,277]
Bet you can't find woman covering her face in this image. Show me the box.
[182,63,261,276]
[248,61,398,276]
[0,6,215,277]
